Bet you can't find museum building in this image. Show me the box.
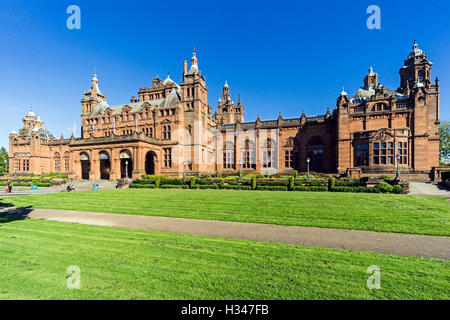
[8,42,441,180]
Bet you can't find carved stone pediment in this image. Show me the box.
[371,128,394,141]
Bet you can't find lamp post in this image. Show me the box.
[306,157,310,179]
[239,160,243,178]
[41,166,44,178]
[58,163,61,179]
[183,161,187,179]
[125,160,129,179]
[395,154,401,182]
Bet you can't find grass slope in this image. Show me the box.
[0,219,448,300]
[2,189,449,236]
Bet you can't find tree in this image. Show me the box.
[0,147,8,176]
[439,121,450,164]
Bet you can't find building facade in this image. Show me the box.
[8,42,441,180]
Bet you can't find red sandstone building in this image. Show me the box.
[8,42,442,180]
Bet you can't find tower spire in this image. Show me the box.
[191,48,198,66]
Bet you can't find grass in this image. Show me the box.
[2,189,449,236]
[0,218,448,300]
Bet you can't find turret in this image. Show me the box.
[399,41,433,93]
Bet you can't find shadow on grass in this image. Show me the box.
[0,199,33,224]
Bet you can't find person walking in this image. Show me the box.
[7,181,13,193]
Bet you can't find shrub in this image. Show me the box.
[376,182,394,193]
[328,176,335,191]
[294,170,298,179]
[251,177,257,190]
[380,175,392,182]
[154,176,161,188]
[219,178,225,189]
[289,176,294,191]
[258,186,289,191]
[393,185,404,194]
[189,177,196,189]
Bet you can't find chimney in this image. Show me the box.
[183,60,188,75]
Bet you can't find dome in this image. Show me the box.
[25,108,36,119]
[408,41,424,59]
[163,90,180,107]
[163,74,179,88]
[91,100,109,115]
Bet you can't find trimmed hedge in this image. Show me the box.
[129,184,156,189]
[196,184,219,190]
[258,186,289,191]
[161,178,186,186]
[0,181,51,187]
[221,185,252,190]
[160,184,189,189]
[129,175,404,194]
[331,186,377,193]
[292,186,328,192]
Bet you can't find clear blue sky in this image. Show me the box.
[1,0,449,151]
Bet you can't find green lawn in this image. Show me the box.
[2,189,449,236]
[0,218,448,300]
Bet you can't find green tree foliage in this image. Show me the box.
[0,147,8,176]
[439,121,450,163]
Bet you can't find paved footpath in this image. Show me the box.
[0,206,449,260]
[409,181,450,196]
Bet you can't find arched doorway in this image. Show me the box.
[120,150,133,178]
[145,151,156,175]
[80,152,90,180]
[99,151,111,180]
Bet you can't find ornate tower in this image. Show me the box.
[399,41,433,93]
[364,67,378,89]
[214,81,245,124]
[80,72,106,138]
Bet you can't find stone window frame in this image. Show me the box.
[373,141,395,165]
[354,142,369,167]
[163,148,172,168]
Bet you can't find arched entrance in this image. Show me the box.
[80,153,90,180]
[120,150,133,178]
[99,151,111,180]
[145,151,156,175]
